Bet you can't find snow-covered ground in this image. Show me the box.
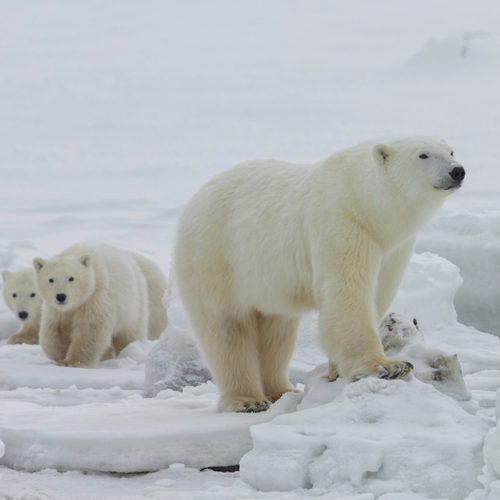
[1,1,500,498]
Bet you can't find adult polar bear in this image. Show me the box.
[175,137,465,412]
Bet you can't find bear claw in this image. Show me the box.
[239,400,269,413]
[378,361,413,380]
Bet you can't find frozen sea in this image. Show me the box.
[1,1,500,498]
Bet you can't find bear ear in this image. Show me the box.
[80,255,91,267]
[2,270,12,281]
[33,258,45,272]
[373,144,392,167]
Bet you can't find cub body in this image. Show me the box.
[3,268,41,344]
[34,245,167,367]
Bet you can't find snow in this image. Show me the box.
[2,0,500,498]
[241,372,487,499]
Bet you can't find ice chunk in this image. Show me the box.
[241,369,488,499]
[144,324,212,397]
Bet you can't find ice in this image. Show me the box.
[240,371,488,499]
[418,207,500,336]
[0,343,146,391]
[0,383,298,473]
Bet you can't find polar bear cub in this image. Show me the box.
[3,268,42,345]
[174,137,465,412]
[34,245,167,367]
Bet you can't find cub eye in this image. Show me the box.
[451,151,454,157]
[49,278,54,283]
[419,154,429,159]
[68,276,74,282]
[12,293,17,298]
[30,292,36,298]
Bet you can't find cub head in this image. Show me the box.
[33,254,95,311]
[2,268,42,324]
[373,137,465,201]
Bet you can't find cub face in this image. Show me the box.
[33,254,96,312]
[373,137,465,201]
[2,269,41,324]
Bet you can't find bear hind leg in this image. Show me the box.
[257,314,299,403]
[197,312,269,413]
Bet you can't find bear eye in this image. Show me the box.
[12,293,17,298]
[419,153,429,159]
[450,151,454,157]
[30,292,36,298]
[68,276,74,282]
[49,278,54,283]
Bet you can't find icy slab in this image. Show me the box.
[0,343,149,391]
[0,383,297,473]
[417,204,500,336]
[240,368,489,499]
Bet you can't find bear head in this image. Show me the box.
[33,253,96,312]
[2,268,42,324]
[372,137,465,201]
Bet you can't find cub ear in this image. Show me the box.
[33,258,46,272]
[373,144,392,166]
[80,255,91,267]
[2,270,12,281]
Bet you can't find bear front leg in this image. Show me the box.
[319,265,413,381]
[39,310,70,363]
[63,313,113,367]
[7,325,39,345]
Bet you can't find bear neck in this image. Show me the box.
[317,158,445,251]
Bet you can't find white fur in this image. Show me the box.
[3,268,41,345]
[34,245,167,367]
[174,137,464,412]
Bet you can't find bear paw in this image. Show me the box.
[218,396,270,413]
[55,359,87,368]
[327,363,339,382]
[378,361,414,380]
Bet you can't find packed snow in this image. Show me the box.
[2,1,500,499]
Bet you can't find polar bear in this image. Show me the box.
[3,268,42,344]
[34,245,168,367]
[174,137,465,412]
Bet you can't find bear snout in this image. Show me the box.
[449,166,465,183]
[18,311,28,320]
[56,293,67,304]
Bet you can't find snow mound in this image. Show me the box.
[391,252,462,331]
[0,384,297,473]
[240,369,488,499]
[144,324,211,397]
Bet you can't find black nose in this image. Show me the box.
[449,166,465,182]
[56,293,67,303]
[18,311,28,320]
